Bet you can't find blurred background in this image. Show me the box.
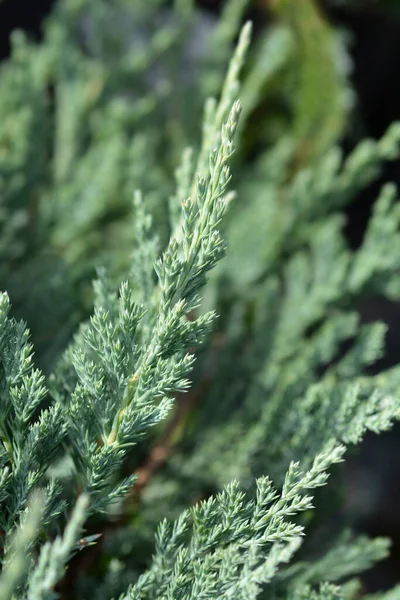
[1,0,400,592]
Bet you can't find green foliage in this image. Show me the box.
[0,293,67,548]
[26,495,89,600]
[1,0,400,599]
[123,446,344,599]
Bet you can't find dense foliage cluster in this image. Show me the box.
[1,0,400,598]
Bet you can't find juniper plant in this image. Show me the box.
[1,1,400,599]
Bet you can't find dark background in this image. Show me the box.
[1,0,400,591]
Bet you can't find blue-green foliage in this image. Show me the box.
[1,0,400,599]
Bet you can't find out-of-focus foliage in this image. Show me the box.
[0,0,352,368]
[1,0,400,599]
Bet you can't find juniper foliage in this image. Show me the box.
[1,0,400,599]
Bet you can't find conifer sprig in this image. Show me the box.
[51,97,242,512]
[1,1,400,598]
[0,293,67,549]
[121,445,344,599]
